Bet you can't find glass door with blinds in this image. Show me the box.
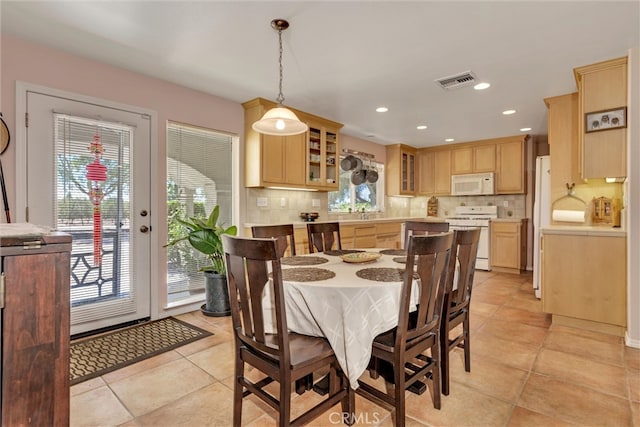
[23,90,151,335]
[166,122,233,306]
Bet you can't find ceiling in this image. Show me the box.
[2,1,638,148]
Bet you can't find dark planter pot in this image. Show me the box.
[200,271,231,317]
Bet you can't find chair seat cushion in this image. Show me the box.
[264,332,335,369]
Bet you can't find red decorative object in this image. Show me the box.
[85,133,106,266]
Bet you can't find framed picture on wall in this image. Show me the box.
[585,107,627,133]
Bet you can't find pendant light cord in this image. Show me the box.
[276,26,285,105]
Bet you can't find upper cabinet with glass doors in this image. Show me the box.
[386,144,416,196]
[242,97,342,191]
[306,119,340,191]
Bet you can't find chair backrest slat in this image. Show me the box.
[403,221,449,250]
[251,224,296,257]
[446,228,481,310]
[306,222,342,253]
[399,232,453,345]
[223,235,290,364]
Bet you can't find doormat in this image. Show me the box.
[70,317,212,385]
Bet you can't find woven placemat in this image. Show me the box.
[379,249,406,256]
[281,267,336,282]
[281,256,329,266]
[392,256,407,264]
[324,249,365,256]
[356,267,406,282]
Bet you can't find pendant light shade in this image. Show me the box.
[252,19,308,136]
[251,107,308,136]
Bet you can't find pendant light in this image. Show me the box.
[252,19,308,136]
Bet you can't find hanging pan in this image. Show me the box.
[351,168,367,185]
[341,155,357,171]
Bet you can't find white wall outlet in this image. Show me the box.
[312,198,320,208]
[257,197,268,207]
[280,197,287,207]
[503,200,509,207]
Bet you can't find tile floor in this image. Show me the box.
[70,271,640,426]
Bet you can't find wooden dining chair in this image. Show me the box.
[440,227,481,396]
[222,235,354,427]
[403,220,449,250]
[306,222,342,253]
[251,224,297,257]
[356,232,453,427]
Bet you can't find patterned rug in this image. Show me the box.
[70,317,212,385]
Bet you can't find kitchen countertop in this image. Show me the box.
[541,224,626,237]
[244,216,446,229]
[491,217,528,223]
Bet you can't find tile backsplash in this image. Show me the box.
[245,180,623,225]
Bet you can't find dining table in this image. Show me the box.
[262,248,422,389]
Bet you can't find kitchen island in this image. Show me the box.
[541,225,626,336]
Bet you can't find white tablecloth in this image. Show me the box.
[263,249,420,389]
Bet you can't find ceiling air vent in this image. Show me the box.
[435,71,478,90]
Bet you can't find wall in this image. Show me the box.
[1,35,244,315]
[626,47,639,347]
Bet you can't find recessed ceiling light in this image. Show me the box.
[502,109,516,115]
[376,107,388,113]
[520,127,532,132]
[473,82,491,90]
[416,125,427,130]
[445,138,455,142]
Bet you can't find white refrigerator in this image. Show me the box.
[532,155,551,299]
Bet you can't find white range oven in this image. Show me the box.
[445,205,497,271]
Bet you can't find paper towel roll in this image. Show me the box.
[552,209,585,223]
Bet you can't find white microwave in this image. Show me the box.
[451,172,494,196]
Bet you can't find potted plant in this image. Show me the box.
[165,205,237,316]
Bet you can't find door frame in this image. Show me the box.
[15,81,161,323]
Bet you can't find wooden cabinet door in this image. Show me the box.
[542,233,626,327]
[433,149,451,194]
[403,151,416,193]
[417,150,435,194]
[474,144,496,172]
[451,147,473,175]
[2,249,70,426]
[575,57,627,179]
[496,140,525,194]
[285,132,306,185]
[262,134,286,183]
[490,223,520,269]
[546,93,582,203]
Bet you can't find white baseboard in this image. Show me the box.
[625,331,640,348]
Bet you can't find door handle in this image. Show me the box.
[140,225,150,233]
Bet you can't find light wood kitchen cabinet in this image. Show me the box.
[1,230,72,426]
[490,220,527,273]
[261,133,306,185]
[545,93,582,204]
[375,222,402,249]
[541,231,626,335]
[495,137,526,194]
[243,97,342,190]
[341,224,377,248]
[386,144,416,196]
[306,120,341,191]
[574,56,627,179]
[417,148,451,195]
[451,144,495,175]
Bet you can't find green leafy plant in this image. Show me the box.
[165,205,237,274]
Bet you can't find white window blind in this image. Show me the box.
[54,113,137,324]
[166,122,233,304]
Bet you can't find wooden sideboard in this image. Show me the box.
[1,227,71,426]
